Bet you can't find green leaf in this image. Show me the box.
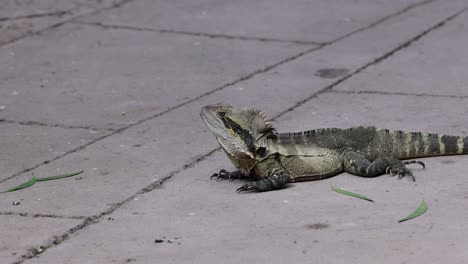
[36,171,84,182]
[0,177,37,193]
[1,171,84,194]
[398,200,427,223]
[331,185,374,202]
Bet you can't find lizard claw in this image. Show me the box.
[236,183,258,193]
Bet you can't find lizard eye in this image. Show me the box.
[217,111,226,118]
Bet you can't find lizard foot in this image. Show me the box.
[210,169,243,181]
[385,160,425,182]
[236,169,290,193]
[385,164,415,181]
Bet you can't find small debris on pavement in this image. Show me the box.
[314,68,349,79]
[12,201,20,205]
[34,246,44,254]
[53,235,65,244]
[154,237,182,244]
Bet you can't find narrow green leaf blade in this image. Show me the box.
[331,185,374,202]
[36,171,84,182]
[398,200,427,223]
[0,177,37,193]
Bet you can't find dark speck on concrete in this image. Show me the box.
[305,223,330,230]
[441,160,455,164]
[315,68,349,79]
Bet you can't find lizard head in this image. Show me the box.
[200,103,275,160]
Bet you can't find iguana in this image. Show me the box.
[200,103,468,193]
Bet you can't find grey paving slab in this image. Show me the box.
[0,123,109,182]
[0,215,81,264]
[335,7,468,96]
[26,151,468,264]
[0,23,309,130]
[0,0,465,219]
[0,0,121,45]
[79,0,424,43]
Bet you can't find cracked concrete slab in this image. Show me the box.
[79,0,425,43]
[0,23,309,130]
[0,0,124,45]
[335,8,468,97]
[0,122,109,182]
[0,215,81,264]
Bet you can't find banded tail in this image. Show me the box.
[378,129,468,159]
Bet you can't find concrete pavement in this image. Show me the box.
[1,0,468,263]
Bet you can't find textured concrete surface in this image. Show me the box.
[79,0,424,43]
[0,215,81,264]
[0,123,108,181]
[336,9,468,97]
[1,0,468,263]
[0,0,124,45]
[0,23,307,130]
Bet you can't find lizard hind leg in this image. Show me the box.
[236,168,290,193]
[343,151,422,181]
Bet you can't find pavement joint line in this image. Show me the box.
[72,21,325,45]
[0,211,87,220]
[327,90,468,99]
[0,119,116,132]
[0,11,71,22]
[0,0,135,47]
[327,0,436,44]
[7,3,460,262]
[12,148,221,264]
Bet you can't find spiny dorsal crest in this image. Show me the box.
[243,107,275,140]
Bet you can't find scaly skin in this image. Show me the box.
[200,104,468,193]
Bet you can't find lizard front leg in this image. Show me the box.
[236,168,290,193]
[343,151,424,181]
